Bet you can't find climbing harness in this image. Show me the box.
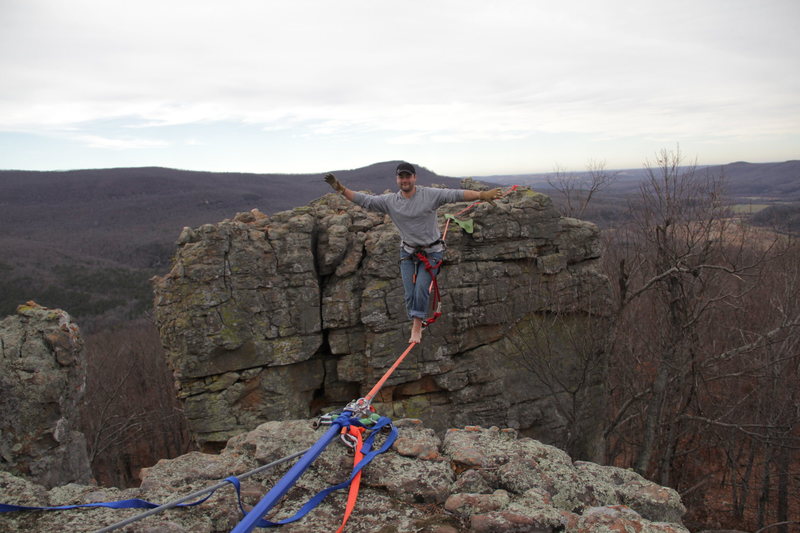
[1,185,519,532]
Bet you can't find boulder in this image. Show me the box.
[0,420,688,533]
[0,302,92,488]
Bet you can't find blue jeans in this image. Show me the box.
[400,249,443,320]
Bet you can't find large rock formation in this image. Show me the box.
[0,302,92,488]
[0,419,688,532]
[152,186,611,457]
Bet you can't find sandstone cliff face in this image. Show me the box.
[0,302,92,488]
[152,187,610,455]
[0,419,688,532]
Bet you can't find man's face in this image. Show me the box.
[397,171,416,192]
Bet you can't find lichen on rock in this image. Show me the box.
[0,419,688,532]
[0,302,92,489]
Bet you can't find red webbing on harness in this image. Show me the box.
[416,252,443,328]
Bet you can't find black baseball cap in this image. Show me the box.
[396,162,416,175]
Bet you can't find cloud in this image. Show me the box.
[72,134,170,150]
[1,0,798,173]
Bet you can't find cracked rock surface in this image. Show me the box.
[0,420,687,532]
[0,302,92,488]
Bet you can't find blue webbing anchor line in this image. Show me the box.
[230,412,396,532]
[230,414,346,532]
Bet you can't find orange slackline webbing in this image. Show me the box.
[336,342,417,530]
[336,426,365,533]
[364,341,417,402]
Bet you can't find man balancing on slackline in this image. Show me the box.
[324,162,501,344]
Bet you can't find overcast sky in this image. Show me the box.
[1,0,798,176]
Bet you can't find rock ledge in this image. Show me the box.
[0,419,687,533]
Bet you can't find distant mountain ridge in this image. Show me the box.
[479,160,800,199]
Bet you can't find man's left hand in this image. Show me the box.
[479,188,502,203]
[324,173,346,193]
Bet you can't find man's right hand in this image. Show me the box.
[324,173,346,194]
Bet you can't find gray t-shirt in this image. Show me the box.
[352,186,465,250]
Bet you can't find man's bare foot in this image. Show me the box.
[409,318,423,344]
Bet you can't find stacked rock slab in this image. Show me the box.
[152,186,611,455]
[0,302,92,488]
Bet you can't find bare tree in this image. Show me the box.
[80,319,193,486]
[600,147,800,529]
[503,277,610,462]
[547,159,617,219]
[488,146,799,529]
